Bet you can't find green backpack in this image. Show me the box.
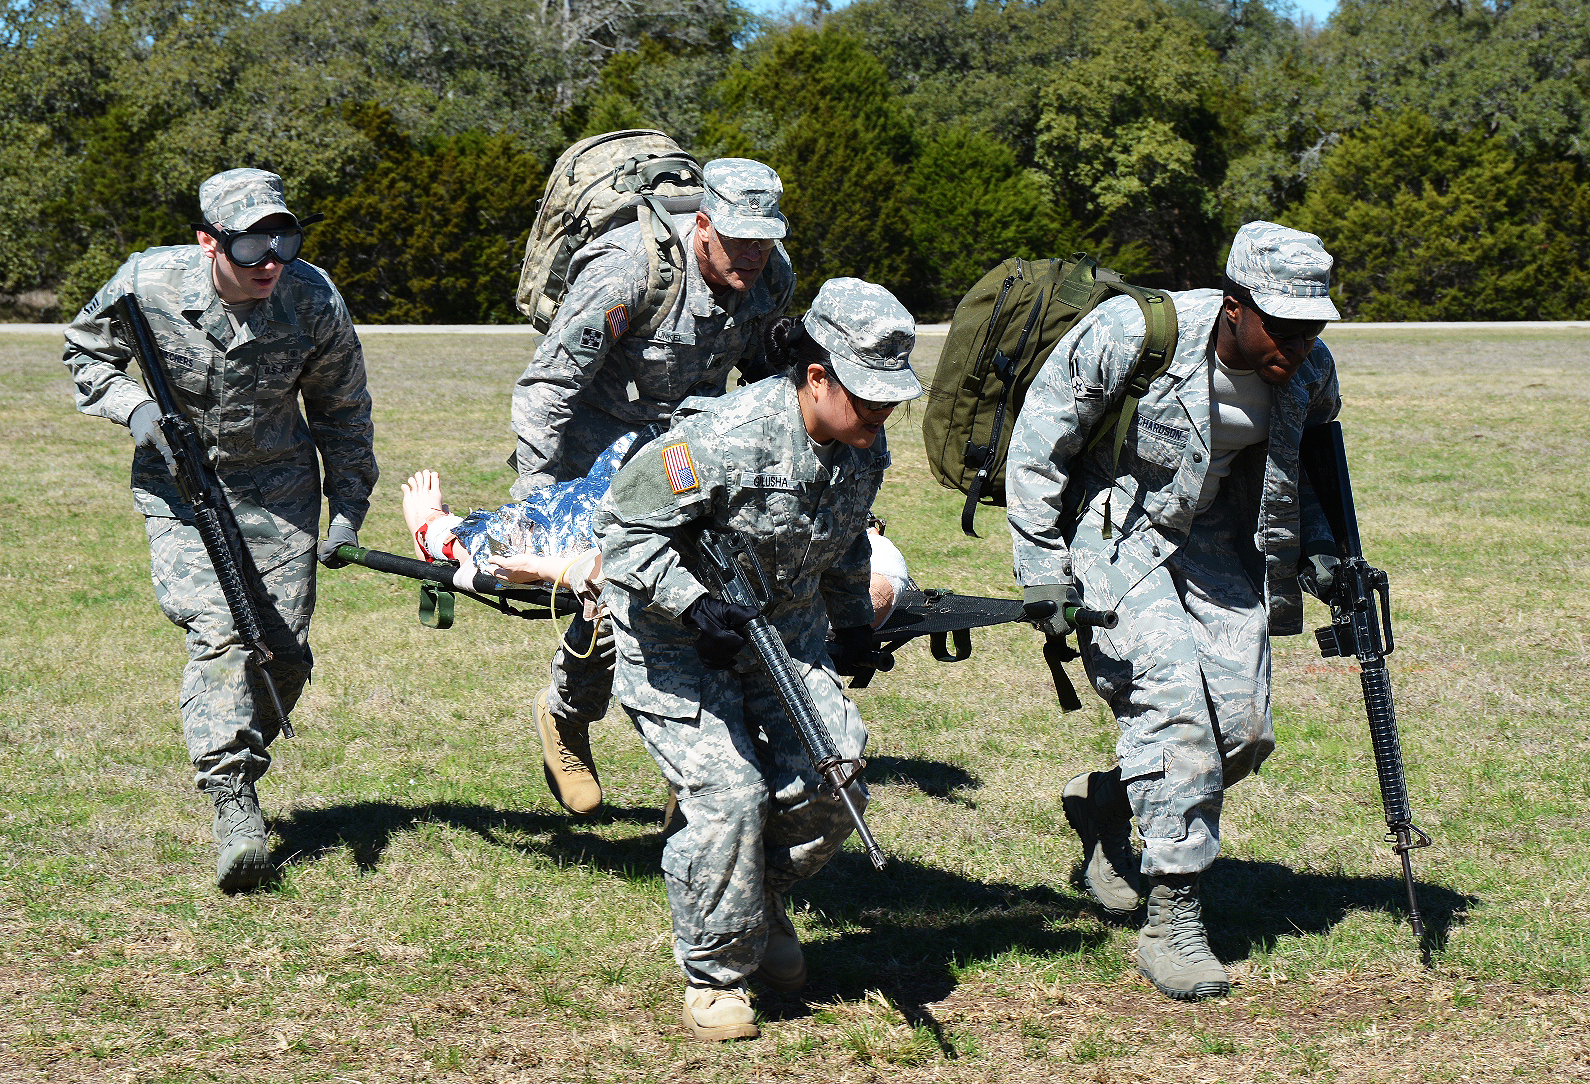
[921,254,1179,537]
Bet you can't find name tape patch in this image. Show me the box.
[661,442,698,494]
[1138,418,1189,447]
[605,303,629,339]
[740,471,795,491]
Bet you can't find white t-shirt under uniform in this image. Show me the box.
[1193,353,1272,516]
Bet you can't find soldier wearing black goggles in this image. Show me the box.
[190,213,324,268]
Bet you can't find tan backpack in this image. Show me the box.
[515,130,703,339]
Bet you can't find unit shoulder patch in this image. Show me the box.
[661,442,699,495]
[579,326,604,351]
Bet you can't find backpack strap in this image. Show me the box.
[610,194,689,402]
[1082,284,1178,538]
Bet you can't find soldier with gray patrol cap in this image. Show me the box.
[62,166,375,894]
[592,275,911,1042]
[1006,220,1344,1004]
[509,153,796,819]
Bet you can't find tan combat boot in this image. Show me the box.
[210,776,271,893]
[1136,874,1230,1001]
[535,689,601,814]
[1062,768,1141,915]
[682,983,759,1041]
[753,888,807,991]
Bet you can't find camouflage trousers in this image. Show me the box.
[1076,507,1272,877]
[626,657,867,987]
[146,515,315,792]
[539,405,641,726]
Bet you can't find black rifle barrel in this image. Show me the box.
[699,533,887,870]
[1301,422,1429,942]
[112,294,294,738]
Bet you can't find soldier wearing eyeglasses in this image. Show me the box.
[62,167,377,892]
[508,158,796,817]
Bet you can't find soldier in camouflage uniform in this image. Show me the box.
[63,168,377,892]
[1007,222,1343,1000]
[594,278,920,1041]
[509,158,796,816]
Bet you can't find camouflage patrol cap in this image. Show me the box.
[1225,220,1341,321]
[198,168,297,232]
[701,158,787,240]
[804,277,922,404]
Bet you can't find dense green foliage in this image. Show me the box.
[2,0,1588,321]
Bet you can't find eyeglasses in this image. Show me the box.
[715,232,775,258]
[192,213,324,268]
[1246,300,1325,345]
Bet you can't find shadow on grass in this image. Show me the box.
[758,849,1108,1044]
[269,800,666,880]
[268,800,1470,1051]
[1202,856,1476,962]
[865,755,980,803]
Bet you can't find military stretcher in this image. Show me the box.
[330,543,1061,685]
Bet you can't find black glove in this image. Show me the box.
[829,624,876,674]
[127,401,174,469]
[682,595,759,670]
[1299,552,1340,600]
[1023,582,1082,638]
[317,522,359,568]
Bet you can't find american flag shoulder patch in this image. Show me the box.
[661,442,698,495]
[605,303,629,339]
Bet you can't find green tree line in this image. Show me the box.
[3,0,1587,322]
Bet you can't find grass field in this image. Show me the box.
[2,327,1587,1082]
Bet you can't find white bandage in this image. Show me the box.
[867,531,910,597]
[421,515,464,561]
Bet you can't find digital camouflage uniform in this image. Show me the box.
[510,160,796,737]
[594,375,887,986]
[63,243,376,792]
[1007,288,1340,877]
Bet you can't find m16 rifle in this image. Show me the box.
[1300,421,1431,939]
[112,294,295,738]
[696,531,887,871]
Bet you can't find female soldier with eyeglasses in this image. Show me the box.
[593,278,920,1042]
[62,168,377,893]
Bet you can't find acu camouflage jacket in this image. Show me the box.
[595,376,884,718]
[63,246,377,569]
[510,214,795,492]
[1007,289,1341,637]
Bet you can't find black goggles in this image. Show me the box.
[192,213,324,268]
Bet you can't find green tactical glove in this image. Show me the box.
[1024,582,1082,638]
[1299,551,1340,601]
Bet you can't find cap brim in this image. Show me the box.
[224,203,295,232]
[1252,292,1341,321]
[706,211,787,240]
[830,354,923,404]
